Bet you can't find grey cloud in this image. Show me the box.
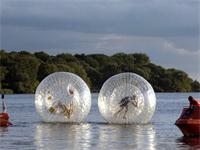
[166,37,199,53]
[0,0,199,81]
[1,0,198,37]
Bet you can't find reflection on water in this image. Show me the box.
[97,123,156,150]
[35,123,156,150]
[177,137,200,149]
[35,123,92,150]
[0,127,8,136]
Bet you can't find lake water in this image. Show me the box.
[0,93,200,150]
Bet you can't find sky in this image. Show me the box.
[0,0,199,81]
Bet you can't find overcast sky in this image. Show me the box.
[0,0,199,81]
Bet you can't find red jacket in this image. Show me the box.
[189,98,200,107]
[0,113,12,126]
[0,112,9,120]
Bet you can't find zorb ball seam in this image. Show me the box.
[35,72,91,123]
[98,73,156,124]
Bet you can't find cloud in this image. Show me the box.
[0,0,199,81]
[1,0,198,37]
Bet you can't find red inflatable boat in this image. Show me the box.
[0,94,12,127]
[175,96,200,137]
[0,112,12,127]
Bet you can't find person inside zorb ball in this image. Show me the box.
[35,72,91,123]
[98,73,156,124]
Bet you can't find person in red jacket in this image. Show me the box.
[184,96,200,116]
[0,94,12,126]
[188,96,200,109]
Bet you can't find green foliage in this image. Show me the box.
[3,52,40,93]
[86,67,103,91]
[0,50,199,93]
[191,80,200,92]
[132,53,150,64]
[0,66,8,89]
[34,51,50,62]
[37,63,58,81]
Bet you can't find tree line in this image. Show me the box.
[0,50,199,93]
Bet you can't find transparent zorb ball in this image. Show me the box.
[35,72,91,123]
[98,73,156,124]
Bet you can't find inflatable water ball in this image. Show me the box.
[98,73,156,124]
[35,72,91,123]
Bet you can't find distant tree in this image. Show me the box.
[167,69,192,92]
[0,50,199,93]
[191,80,200,92]
[67,62,91,87]
[74,54,86,60]
[83,56,100,69]
[34,51,50,62]
[86,67,103,91]
[56,53,78,63]
[132,53,150,64]
[37,63,58,81]
[0,66,8,89]
[5,54,40,93]
[18,51,31,55]
[112,53,134,66]
[100,63,121,81]
[88,54,114,68]
[132,65,151,80]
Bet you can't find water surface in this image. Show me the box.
[0,93,200,150]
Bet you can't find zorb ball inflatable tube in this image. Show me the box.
[98,73,156,124]
[35,72,91,123]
